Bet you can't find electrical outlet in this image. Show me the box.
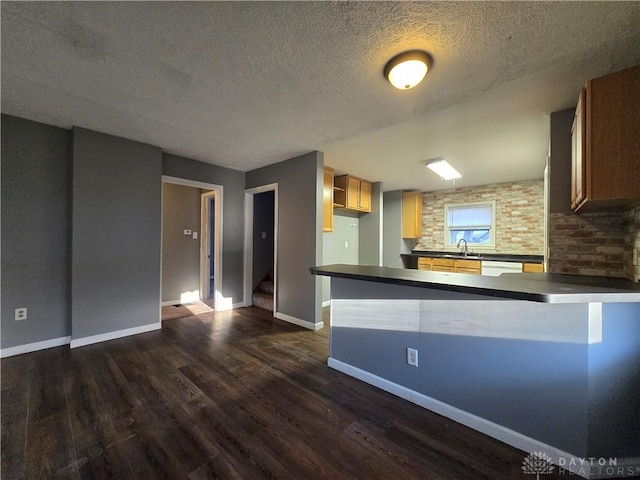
[15,308,27,321]
[407,347,418,367]
[344,241,349,248]
[184,229,192,236]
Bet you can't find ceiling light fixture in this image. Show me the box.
[426,159,461,180]
[384,50,433,90]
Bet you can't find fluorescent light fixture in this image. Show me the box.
[426,159,461,180]
[384,50,433,90]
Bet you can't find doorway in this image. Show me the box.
[200,190,217,301]
[161,176,223,312]
[243,184,278,312]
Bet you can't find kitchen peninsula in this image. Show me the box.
[311,264,640,479]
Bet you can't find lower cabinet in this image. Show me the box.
[454,259,481,274]
[417,257,537,275]
[417,257,433,270]
[523,262,544,273]
[417,257,481,274]
[433,258,455,272]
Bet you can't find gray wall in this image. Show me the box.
[587,302,640,457]
[252,190,275,289]
[359,181,383,266]
[246,151,323,326]
[383,191,405,268]
[1,116,247,349]
[331,277,640,458]
[1,115,72,348]
[162,154,245,305]
[162,183,202,302]
[321,212,360,302]
[72,127,162,339]
[549,108,575,214]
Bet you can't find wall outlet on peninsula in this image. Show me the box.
[407,348,418,367]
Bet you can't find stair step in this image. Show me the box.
[259,281,274,295]
[252,291,273,312]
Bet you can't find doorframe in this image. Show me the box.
[200,190,217,301]
[243,183,278,311]
[161,176,223,312]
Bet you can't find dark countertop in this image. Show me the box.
[310,264,640,304]
[404,250,544,264]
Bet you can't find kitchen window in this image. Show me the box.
[444,201,496,249]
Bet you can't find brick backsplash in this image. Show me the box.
[548,205,640,281]
[416,179,544,255]
[548,211,625,277]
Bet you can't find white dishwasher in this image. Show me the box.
[481,261,523,276]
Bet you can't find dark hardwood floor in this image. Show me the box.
[2,307,583,479]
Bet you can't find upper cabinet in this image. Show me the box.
[571,65,640,212]
[334,175,371,213]
[571,88,586,210]
[402,191,423,238]
[323,167,334,232]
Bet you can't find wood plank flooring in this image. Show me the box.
[1,307,591,479]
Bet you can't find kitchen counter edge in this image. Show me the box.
[310,264,640,304]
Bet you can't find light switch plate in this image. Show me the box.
[192,232,198,239]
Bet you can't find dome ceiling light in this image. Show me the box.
[384,50,434,90]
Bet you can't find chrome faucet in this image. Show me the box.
[456,238,468,256]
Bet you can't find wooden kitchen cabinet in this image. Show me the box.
[571,88,586,210]
[417,256,481,274]
[323,167,334,232]
[571,65,640,212]
[358,179,371,211]
[454,259,481,274]
[402,191,423,238]
[417,257,433,271]
[334,175,372,213]
[523,262,544,273]
[432,258,455,272]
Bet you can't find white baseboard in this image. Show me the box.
[1,336,71,358]
[161,299,181,306]
[322,300,331,307]
[70,322,161,349]
[327,357,609,480]
[275,312,323,331]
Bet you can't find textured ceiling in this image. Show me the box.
[2,2,639,191]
